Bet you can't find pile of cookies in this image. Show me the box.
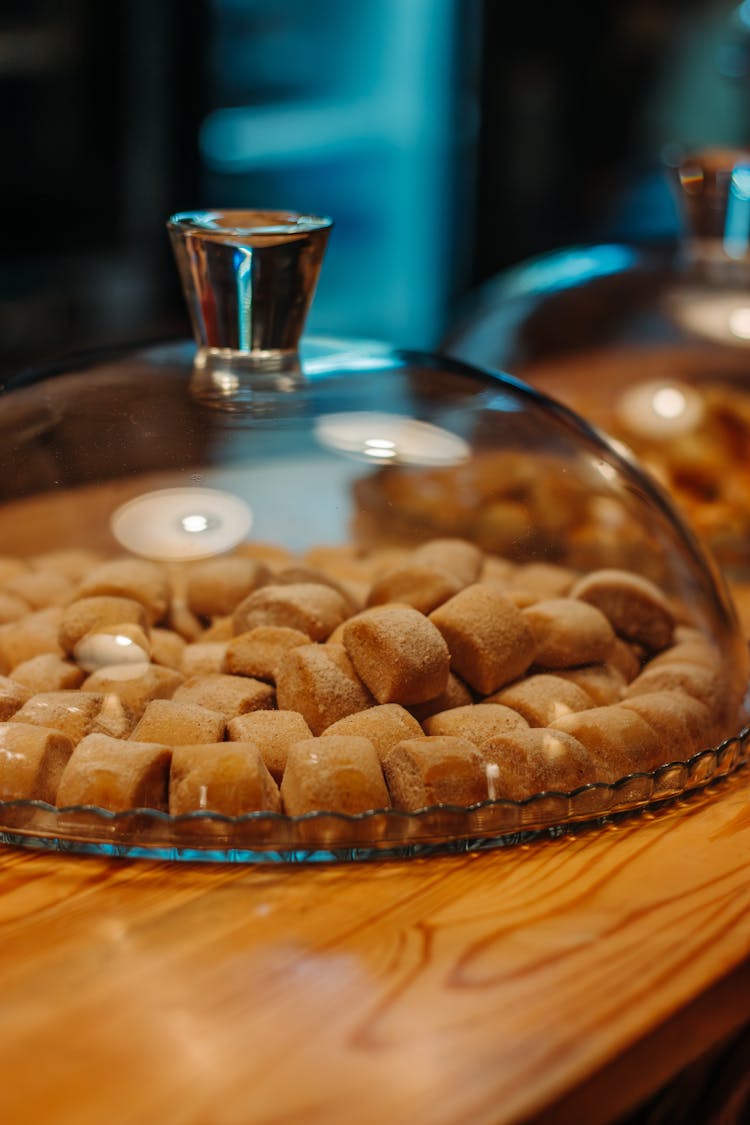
[0,537,741,822]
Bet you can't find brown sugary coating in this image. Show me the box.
[74,558,170,624]
[508,563,575,599]
[180,642,228,677]
[281,735,389,815]
[131,699,227,745]
[10,690,133,743]
[224,626,310,681]
[366,564,463,615]
[83,665,184,721]
[423,703,528,746]
[623,661,733,734]
[202,617,235,641]
[10,654,85,693]
[149,628,187,670]
[227,710,313,782]
[0,608,63,673]
[343,605,450,705]
[0,675,31,720]
[522,598,615,669]
[29,549,103,583]
[555,664,626,705]
[648,638,721,671]
[429,585,536,695]
[232,583,350,641]
[276,643,374,735]
[411,539,484,586]
[481,728,594,799]
[274,565,361,613]
[5,570,73,609]
[550,705,665,779]
[186,557,270,619]
[620,690,714,760]
[172,672,274,720]
[570,568,675,651]
[0,722,74,803]
[490,675,594,726]
[408,673,474,722]
[59,596,149,654]
[169,742,281,816]
[382,735,488,810]
[606,637,643,683]
[322,704,423,761]
[56,733,171,811]
[0,591,31,624]
[73,624,151,673]
[231,540,296,571]
[165,597,204,642]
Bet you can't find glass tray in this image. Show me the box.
[1,726,747,863]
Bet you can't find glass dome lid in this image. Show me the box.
[444,148,750,586]
[0,209,746,863]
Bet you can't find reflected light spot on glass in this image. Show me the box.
[616,380,704,440]
[651,386,687,420]
[729,306,750,338]
[315,412,470,466]
[112,488,253,561]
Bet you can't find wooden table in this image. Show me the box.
[1,766,749,1125]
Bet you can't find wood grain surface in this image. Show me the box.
[1,769,749,1125]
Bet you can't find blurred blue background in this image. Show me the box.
[2,0,750,374]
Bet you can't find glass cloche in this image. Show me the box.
[444,148,750,592]
[0,208,746,863]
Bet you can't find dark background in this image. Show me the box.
[1,0,746,375]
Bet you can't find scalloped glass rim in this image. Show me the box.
[167,209,333,237]
[1,727,747,863]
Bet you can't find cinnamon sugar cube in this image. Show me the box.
[59,596,149,654]
[570,569,675,651]
[82,665,184,720]
[0,675,31,720]
[74,558,170,624]
[73,623,151,673]
[274,565,360,612]
[224,626,309,681]
[231,540,296,571]
[0,608,63,672]
[227,709,313,782]
[56,733,171,811]
[11,690,130,743]
[186,557,271,619]
[490,674,594,726]
[11,654,85,693]
[423,702,528,745]
[648,637,721,671]
[550,705,664,779]
[620,690,714,760]
[481,728,594,800]
[281,735,389,815]
[149,628,187,670]
[166,597,204,642]
[555,664,626,705]
[409,673,474,722]
[411,538,484,586]
[366,564,462,615]
[232,583,350,641]
[0,592,31,624]
[429,585,536,694]
[169,742,281,816]
[522,598,615,669]
[180,642,228,677]
[5,570,73,609]
[0,722,74,803]
[29,549,103,583]
[343,605,450,705]
[624,661,732,734]
[202,617,234,642]
[322,704,423,761]
[276,643,373,735]
[606,637,643,683]
[382,735,488,810]
[131,699,226,745]
[172,673,274,720]
[509,563,575,599]
[0,557,28,585]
